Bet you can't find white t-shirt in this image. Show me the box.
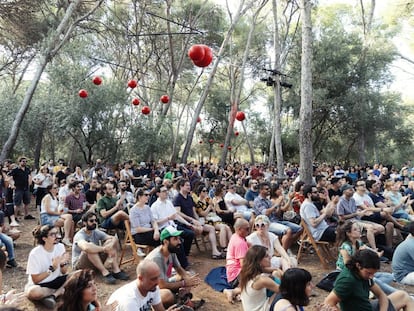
[224,192,249,212]
[107,280,161,311]
[26,243,66,289]
[150,199,176,229]
[40,195,59,214]
[58,185,71,210]
[353,192,375,208]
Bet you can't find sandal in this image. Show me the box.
[211,253,226,260]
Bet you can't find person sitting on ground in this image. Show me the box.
[383,180,414,221]
[194,185,232,254]
[223,218,250,304]
[40,184,73,247]
[97,182,129,230]
[271,268,314,311]
[392,221,414,285]
[299,184,336,243]
[336,221,397,295]
[240,245,280,311]
[245,179,259,208]
[130,188,160,247]
[25,225,69,309]
[106,260,184,311]
[58,269,117,311]
[323,249,414,311]
[146,226,201,308]
[247,215,297,272]
[0,211,18,268]
[336,183,385,250]
[72,212,129,285]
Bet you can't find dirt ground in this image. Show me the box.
[4,206,414,311]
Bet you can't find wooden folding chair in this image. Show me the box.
[119,220,151,267]
[297,219,335,269]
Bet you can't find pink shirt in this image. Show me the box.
[226,233,248,282]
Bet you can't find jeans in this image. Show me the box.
[374,272,396,294]
[0,233,15,261]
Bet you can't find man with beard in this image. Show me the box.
[106,260,182,311]
[299,184,336,242]
[72,212,129,284]
[244,179,259,208]
[146,226,201,307]
[97,182,129,230]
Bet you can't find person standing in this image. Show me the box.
[8,156,35,220]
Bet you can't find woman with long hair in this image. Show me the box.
[33,166,53,210]
[271,268,312,311]
[129,188,160,247]
[336,221,396,294]
[58,269,116,311]
[195,184,232,254]
[212,184,235,227]
[40,184,73,246]
[25,225,69,309]
[239,245,280,311]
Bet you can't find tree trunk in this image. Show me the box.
[33,124,45,170]
[181,0,251,164]
[220,1,267,167]
[0,0,103,162]
[299,0,313,184]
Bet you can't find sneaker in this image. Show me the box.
[113,270,129,280]
[10,221,20,227]
[61,238,72,247]
[41,295,56,309]
[24,214,36,220]
[137,248,146,257]
[103,273,117,284]
[6,259,18,268]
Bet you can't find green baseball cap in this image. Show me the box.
[160,226,183,241]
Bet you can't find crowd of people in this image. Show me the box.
[1,158,414,310]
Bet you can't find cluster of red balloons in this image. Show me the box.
[78,76,172,116]
[188,44,213,68]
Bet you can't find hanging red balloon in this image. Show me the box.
[141,106,151,115]
[209,139,214,144]
[160,95,170,104]
[228,146,232,151]
[78,89,88,98]
[128,79,138,89]
[199,140,203,144]
[197,117,201,123]
[132,98,140,106]
[193,45,213,68]
[234,131,239,136]
[220,143,224,148]
[92,76,102,85]
[188,45,205,62]
[236,111,246,121]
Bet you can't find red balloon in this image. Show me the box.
[227,146,232,151]
[199,140,203,144]
[188,45,205,62]
[236,111,246,121]
[220,143,224,148]
[193,45,213,67]
[234,131,239,136]
[197,116,201,123]
[209,139,214,144]
[78,89,88,98]
[132,98,140,106]
[92,76,102,85]
[128,79,138,89]
[160,95,170,104]
[141,106,151,115]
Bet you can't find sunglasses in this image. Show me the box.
[48,232,58,237]
[88,219,97,223]
[201,189,207,192]
[255,223,266,228]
